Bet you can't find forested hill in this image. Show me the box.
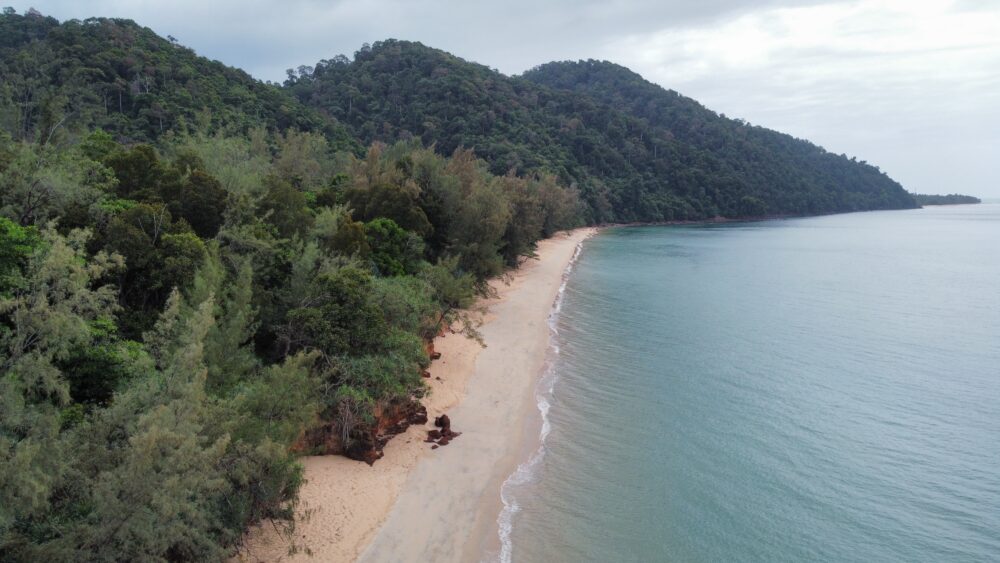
[0,11,356,149]
[523,60,916,215]
[0,12,916,222]
[912,193,981,206]
[286,40,916,222]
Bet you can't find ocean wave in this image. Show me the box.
[495,237,587,563]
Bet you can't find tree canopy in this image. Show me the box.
[285,40,916,223]
[912,193,981,206]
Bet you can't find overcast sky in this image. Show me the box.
[15,0,1000,197]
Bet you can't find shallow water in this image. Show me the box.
[503,205,1000,562]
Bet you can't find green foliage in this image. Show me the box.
[523,59,918,217]
[282,265,389,359]
[100,143,229,238]
[259,175,313,240]
[313,205,369,257]
[60,330,148,406]
[273,129,334,191]
[97,203,206,337]
[912,193,981,206]
[287,41,915,222]
[1,235,318,559]
[343,144,434,236]
[372,275,440,340]
[166,169,228,238]
[77,129,118,162]
[364,217,423,276]
[0,141,116,228]
[419,256,481,340]
[336,142,576,286]
[0,11,358,147]
[104,144,169,200]
[228,352,320,446]
[167,130,271,197]
[0,227,121,542]
[332,331,427,401]
[180,246,260,394]
[0,218,39,295]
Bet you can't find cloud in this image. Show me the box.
[13,0,1000,196]
[15,0,825,79]
[599,0,1000,196]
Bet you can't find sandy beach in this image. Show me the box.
[237,227,595,562]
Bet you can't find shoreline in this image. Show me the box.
[493,236,586,562]
[598,206,923,229]
[237,227,597,562]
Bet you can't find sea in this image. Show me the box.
[498,204,1000,562]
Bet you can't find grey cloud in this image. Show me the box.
[17,0,828,78]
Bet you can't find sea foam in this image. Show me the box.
[494,238,586,563]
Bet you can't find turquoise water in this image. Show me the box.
[504,205,1000,562]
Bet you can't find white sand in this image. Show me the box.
[236,228,595,563]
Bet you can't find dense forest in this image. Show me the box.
[285,41,916,222]
[0,9,923,561]
[912,193,981,206]
[0,10,579,560]
[0,10,356,148]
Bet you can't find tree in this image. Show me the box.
[165,169,228,238]
[104,144,176,201]
[281,265,388,359]
[0,217,39,294]
[0,227,121,540]
[0,142,115,227]
[180,246,259,394]
[98,204,206,337]
[419,256,480,340]
[273,129,331,191]
[259,175,313,240]
[364,217,423,276]
[62,299,231,561]
[312,205,369,257]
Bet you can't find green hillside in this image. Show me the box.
[0,11,356,149]
[286,40,916,222]
[523,59,916,215]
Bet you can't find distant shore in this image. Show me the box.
[600,206,926,229]
[237,227,597,562]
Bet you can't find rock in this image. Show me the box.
[421,370,431,378]
[434,414,451,430]
[426,413,462,448]
[430,351,442,360]
[431,445,439,450]
[410,407,428,425]
[348,445,383,466]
